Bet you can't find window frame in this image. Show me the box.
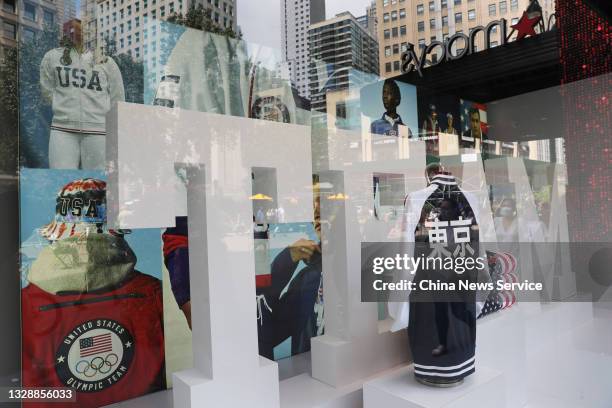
[488,3,496,16]
[3,21,16,39]
[3,0,16,14]
[24,2,37,21]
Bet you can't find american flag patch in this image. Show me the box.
[80,333,112,357]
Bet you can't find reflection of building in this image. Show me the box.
[356,0,377,37]
[84,0,237,59]
[56,0,77,24]
[376,0,556,77]
[81,0,97,52]
[554,138,565,164]
[250,80,311,125]
[532,139,551,162]
[309,12,379,113]
[0,0,58,51]
[62,18,81,44]
[325,88,361,130]
[280,0,325,99]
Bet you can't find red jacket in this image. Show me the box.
[21,272,165,408]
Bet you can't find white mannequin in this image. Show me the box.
[40,29,125,169]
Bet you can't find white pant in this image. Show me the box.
[48,129,106,170]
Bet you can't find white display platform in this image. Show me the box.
[105,390,173,407]
[104,301,608,408]
[476,306,527,408]
[280,373,363,408]
[363,365,504,408]
[593,300,612,320]
[524,301,593,353]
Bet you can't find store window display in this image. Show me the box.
[390,163,487,386]
[39,31,125,170]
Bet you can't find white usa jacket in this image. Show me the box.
[40,47,125,134]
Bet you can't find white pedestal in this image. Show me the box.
[525,302,593,354]
[363,365,505,408]
[279,373,363,408]
[477,306,527,408]
[311,331,409,388]
[173,357,279,408]
[593,301,612,320]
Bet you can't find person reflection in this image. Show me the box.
[494,198,518,243]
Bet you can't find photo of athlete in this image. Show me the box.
[162,178,324,360]
[20,176,164,408]
[370,79,413,137]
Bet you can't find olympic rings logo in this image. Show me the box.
[75,353,119,378]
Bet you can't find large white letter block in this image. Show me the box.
[311,128,426,387]
[484,157,576,303]
[106,102,313,408]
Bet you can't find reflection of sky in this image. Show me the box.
[20,169,162,286]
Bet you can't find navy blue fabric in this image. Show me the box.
[163,216,190,307]
[370,114,407,137]
[270,248,322,356]
[409,180,478,382]
[165,215,188,236]
[164,246,191,307]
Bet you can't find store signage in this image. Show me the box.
[401,11,552,77]
[401,19,509,77]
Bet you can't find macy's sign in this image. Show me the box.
[401,13,555,77]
